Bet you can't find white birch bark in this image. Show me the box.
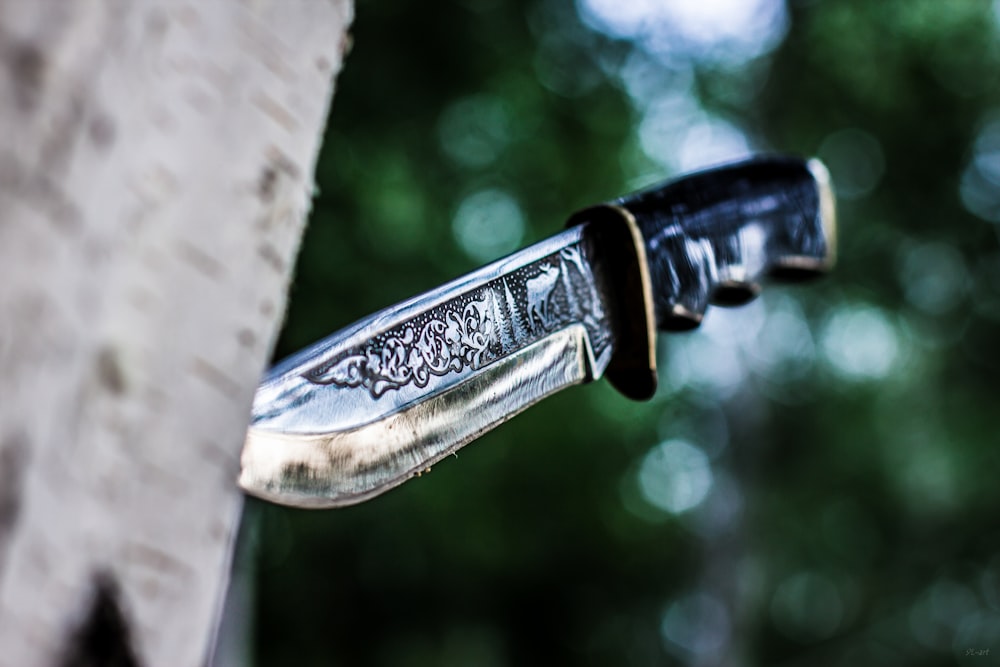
[0,1,353,665]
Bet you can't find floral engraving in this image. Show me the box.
[308,290,500,397]
[305,241,609,399]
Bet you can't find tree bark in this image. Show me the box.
[0,2,352,665]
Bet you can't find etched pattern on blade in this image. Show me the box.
[305,243,611,398]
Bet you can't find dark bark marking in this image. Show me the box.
[256,242,285,273]
[182,83,213,115]
[0,432,29,552]
[265,146,301,180]
[252,92,298,132]
[257,147,301,203]
[126,287,156,313]
[236,328,256,349]
[0,154,83,232]
[208,517,231,541]
[191,357,241,399]
[122,541,194,580]
[87,113,117,150]
[175,5,200,29]
[174,239,225,279]
[144,9,169,39]
[200,439,240,484]
[39,88,87,172]
[96,347,126,395]
[7,40,46,112]
[200,438,236,467]
[257,165,277,202]
[58,572,141,667]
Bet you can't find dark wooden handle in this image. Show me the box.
[616,156,836,330]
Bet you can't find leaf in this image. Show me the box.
[307,355,368,387]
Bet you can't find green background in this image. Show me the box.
[241,1,1000,665]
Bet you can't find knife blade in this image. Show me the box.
[240,155,835,508]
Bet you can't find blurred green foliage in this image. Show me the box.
[244,1,1000,665]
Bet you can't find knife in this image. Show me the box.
[240,155,836,508]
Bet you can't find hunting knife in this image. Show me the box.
[240,156,836,508]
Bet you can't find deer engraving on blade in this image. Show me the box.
[526,264,559,331]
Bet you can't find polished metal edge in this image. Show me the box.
[240,324,596,508]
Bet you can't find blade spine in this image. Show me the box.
[241,323,600,507]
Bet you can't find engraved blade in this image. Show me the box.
[239,224,620,508]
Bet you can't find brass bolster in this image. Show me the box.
[566,204,658,401]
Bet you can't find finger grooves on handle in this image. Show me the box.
[616,155,835,331]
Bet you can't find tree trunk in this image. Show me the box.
[0,2,352,665]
